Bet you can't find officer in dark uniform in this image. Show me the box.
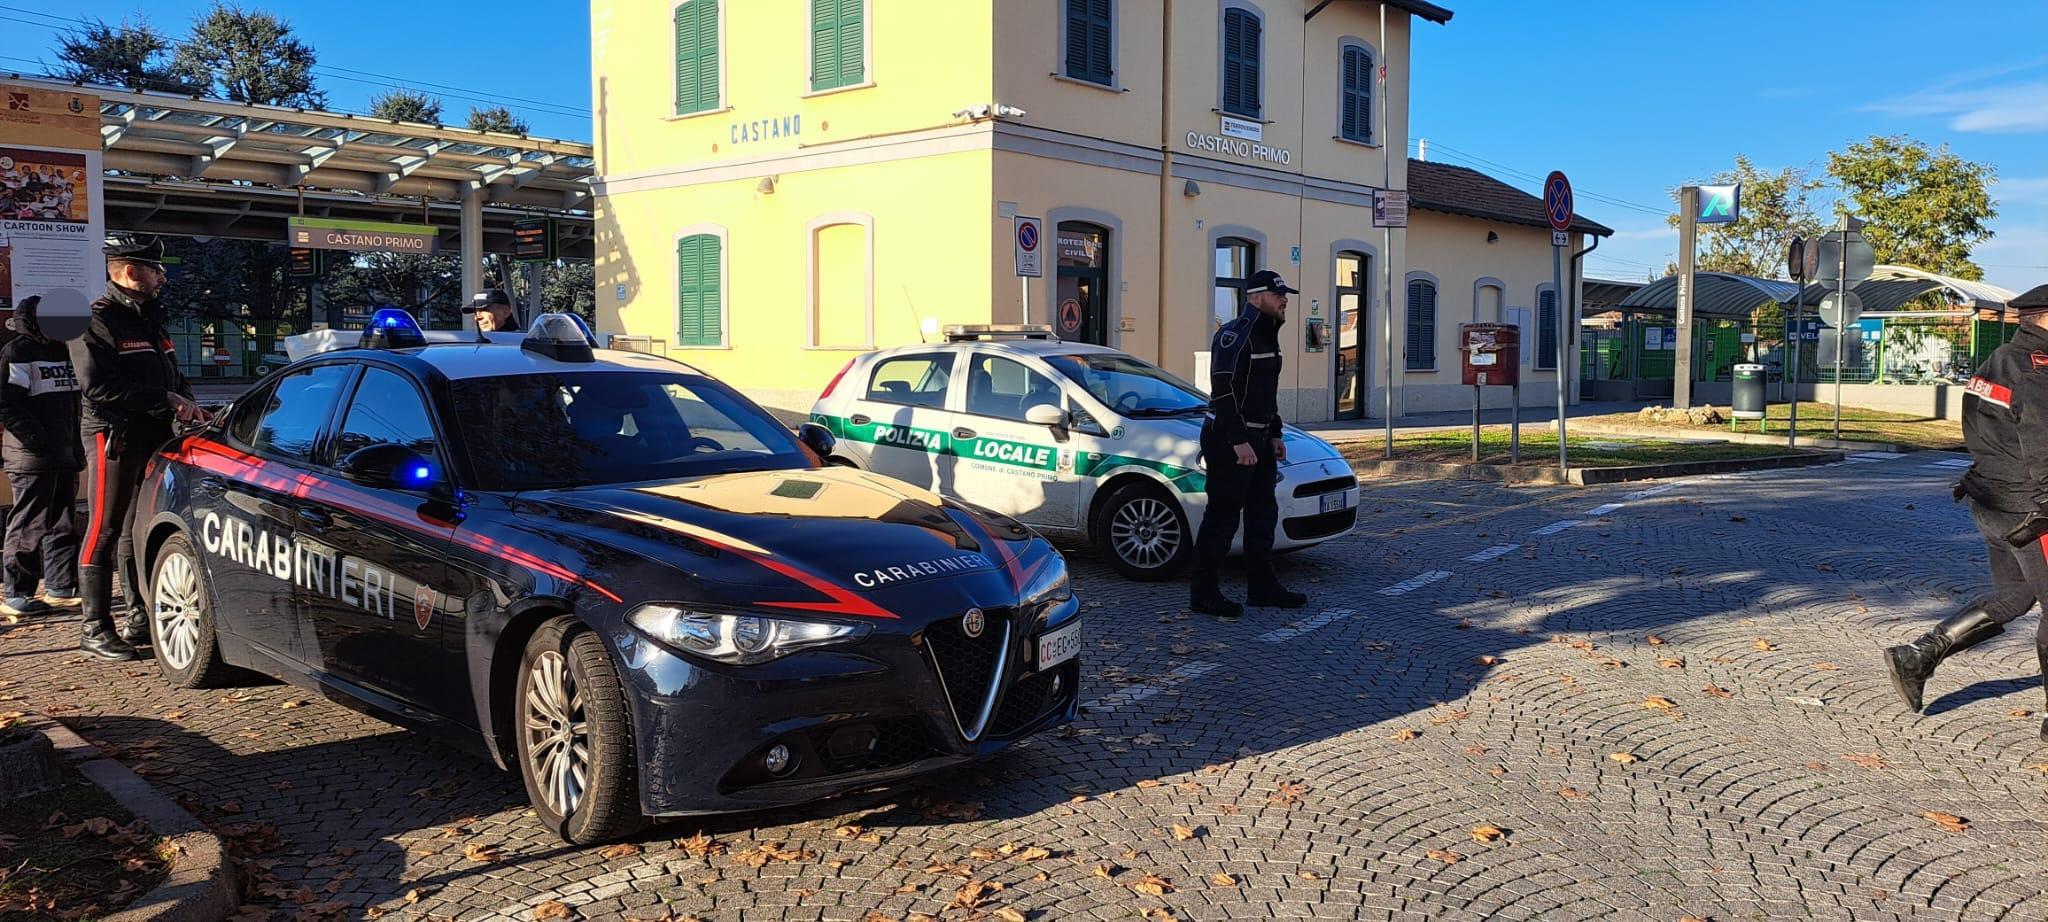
[0,295,82,617]
[463,289,520,334]
[1190,269,1309,618]
[71,235,209,660]
[1885,283,2048,740]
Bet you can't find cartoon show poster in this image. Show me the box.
[0,82,103,340]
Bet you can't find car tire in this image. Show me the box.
[1092,480,1193,581]
[515,617,647,845]
[149,534,236,688]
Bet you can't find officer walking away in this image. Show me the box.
[1190,269,1309,618]
[464,289,520,334]
[72,235,210,661]
[0,295,82,618]
[1886,283,2048,741]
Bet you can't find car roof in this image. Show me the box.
[870,339,1129,361]
[318,342,703,380]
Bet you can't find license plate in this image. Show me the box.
[1319,491,1351,514]
[1036,620,1081,670]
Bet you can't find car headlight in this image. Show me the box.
[1018,554,1073,610]
[628,604,871,665]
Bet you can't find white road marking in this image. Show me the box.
[1085,661,1221,713]
[1258,608,1359,644]
[1584,503,1624,516]
[1531,520,1582,536]
[1465,544,1521,562]
[1379,570,1451,595]
[1925,458,1972,469]
[1625,482,1689,499]
[1849,452,1904,461]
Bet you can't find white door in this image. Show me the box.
[947,354,1081,528]
[845,352,958,491]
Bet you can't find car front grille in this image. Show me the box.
[1291,475,1358,498]
[990,660,1077,739]
[1283,506,1359,541]
[924,610,1009,741]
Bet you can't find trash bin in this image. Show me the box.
[1732,363,1767,420]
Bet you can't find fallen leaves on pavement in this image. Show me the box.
[1702,685,1734,699]
[1922,811,1969,834]
[1470,825,1505,843]
[1130,873,1173,896]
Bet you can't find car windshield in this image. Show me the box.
[450,371,808,491]
[1042,353,1208,418]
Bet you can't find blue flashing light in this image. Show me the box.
[399,460,436,488]
[360,309,427,350]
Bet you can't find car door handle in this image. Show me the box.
[850,413,871,426]
[198,476,227,496]
[953,427,977,440]
[296,508,332,530]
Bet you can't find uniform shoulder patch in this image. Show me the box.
[1218,330,1239,349]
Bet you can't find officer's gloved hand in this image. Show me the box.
[2003,511,2048,548]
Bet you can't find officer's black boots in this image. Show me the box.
[1190,572,1244,619]
[1246,562,1308,609]
[1884,606,2003,713]
[119,602,151,650]
[77,567,139,662]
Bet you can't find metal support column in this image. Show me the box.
[460,184,485,328]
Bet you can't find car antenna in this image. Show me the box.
[903,283,929,344]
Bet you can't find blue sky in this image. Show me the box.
[9,1,2043,293]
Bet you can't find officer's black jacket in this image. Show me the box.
[0,322,82,473]
[1960,322,2048,513]
[1207,304,1284,446]
[70,287,193,440]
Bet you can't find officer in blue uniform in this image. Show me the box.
[1191,269,1309,618]
[1887,282,2048,740]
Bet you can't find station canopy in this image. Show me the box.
[1613,266,2021,320]
[7,74,593,258]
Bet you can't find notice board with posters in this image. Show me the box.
[0,82,103,341]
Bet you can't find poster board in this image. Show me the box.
[0,82,103,341]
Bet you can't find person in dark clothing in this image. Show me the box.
[71,235,209,661]
[1886,283,2048,741]
[463,289,519,334]
[1190,269,1308,618]
[0,295,81,617]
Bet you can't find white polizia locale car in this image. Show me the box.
[810,327,1360,580]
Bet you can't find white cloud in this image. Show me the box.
[1993,176,2048,207]
[1863,58,2048,134]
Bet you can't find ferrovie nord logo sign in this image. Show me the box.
[6,92,28,111]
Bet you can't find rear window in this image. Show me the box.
[864,354,953,409]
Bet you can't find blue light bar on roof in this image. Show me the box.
[359,308,427,350]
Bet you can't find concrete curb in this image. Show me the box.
[26,714,238,922]
[1567,422,1907,453]
[1353,450,1844,487]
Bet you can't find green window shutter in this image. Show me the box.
[677,234,722,347]
[675,0,719,115]
[812,0,864,92]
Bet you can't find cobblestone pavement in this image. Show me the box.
[1,451,2043,921]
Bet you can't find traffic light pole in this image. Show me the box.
[1833,228,1847,441]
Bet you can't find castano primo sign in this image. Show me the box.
[1185,131,1292,166]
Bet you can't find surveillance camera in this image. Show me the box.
[993,105,1027,119]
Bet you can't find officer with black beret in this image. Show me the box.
[1191,268,1309,618]
[1887,282,2048,740]
[70,235,207,660]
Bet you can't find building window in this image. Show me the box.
[673,0,720,116]
[1405,278,1437,370]
[810,0,866,92]
[810,218,872,348]
[1213,237,1257,331]
[1063,0,1114,86]
[1535,286,1558,369]
[1339,41,1373,144]
[676,232,723,347]
[1221,5,1262,120]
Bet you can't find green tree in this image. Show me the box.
[171,4,325,107]
[467,105,530,135]
[543,261,596,320]
[53,17,204,94]
[1666,155,1826,279]
[161,239,307,337]
[369,89,444,126]
[1826,135,1996,280]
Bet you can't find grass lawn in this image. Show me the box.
[1584,402,1964,451]
[0,733,168,920]
[1341,428,1817,468]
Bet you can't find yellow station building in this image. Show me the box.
[590,0,1609,420]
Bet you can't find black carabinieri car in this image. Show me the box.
[134,311,1080,843]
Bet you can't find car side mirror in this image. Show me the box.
[1024,403,1068,428]
[338,443,438,491]
[796,422,836,460]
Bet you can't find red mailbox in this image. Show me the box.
[1459,323,1520,386]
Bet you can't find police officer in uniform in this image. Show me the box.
[1190,269,1309,618]
[71,235,209,660]
[0,295,82,617]
[1885,283,2048,740]
[463,289,519,334]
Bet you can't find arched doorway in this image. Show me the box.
[1055,222,1110,344]
[1333,250,1368,419]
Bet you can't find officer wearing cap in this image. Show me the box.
[464,289,519,335]
[70,235,207,661]
[1886,282,2048,741]
[1190,268,1309,618]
